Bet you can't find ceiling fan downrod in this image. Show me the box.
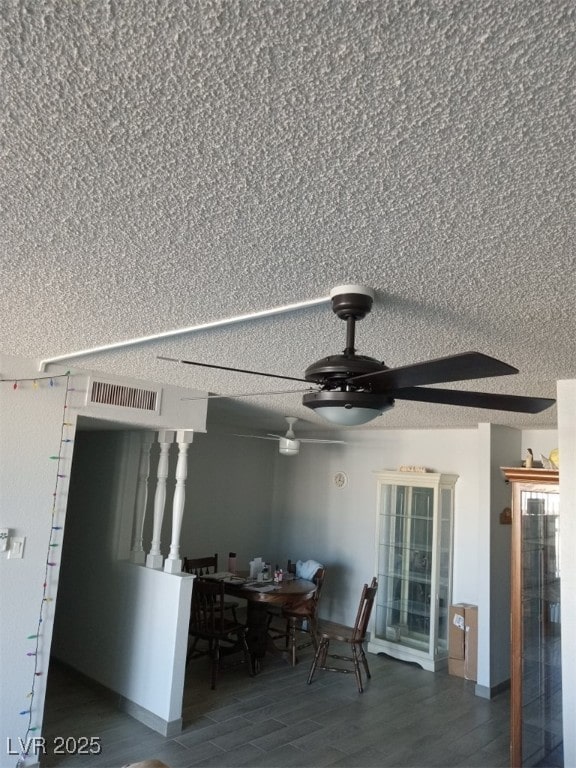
[331,284,375,357]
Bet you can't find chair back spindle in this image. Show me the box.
[183,553,218,577]
[351,577,378,642]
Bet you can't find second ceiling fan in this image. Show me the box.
[235,416,345,456]
[163,284,555,426]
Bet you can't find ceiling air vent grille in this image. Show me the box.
[90,380,159,412]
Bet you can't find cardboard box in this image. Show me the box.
[464,605,478,681]
[449,605,466,661]
[448,657,465,677]
[448,603,478,681]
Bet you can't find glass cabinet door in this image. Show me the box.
[437,486,454,655]
[378,484,434,649]
[503,467,563,768]
[371,471,457,670]
[518,486,562,766]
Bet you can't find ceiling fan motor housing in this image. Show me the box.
[304,353,386,386]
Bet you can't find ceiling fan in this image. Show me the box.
[161,284,555,425]
[235,416,346,456]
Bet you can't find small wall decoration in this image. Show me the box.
[399,465,429,472]
[333,471,348,489]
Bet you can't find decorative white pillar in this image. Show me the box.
[130,431,155,564]
[164,429,194,574]
[146,430,175,570]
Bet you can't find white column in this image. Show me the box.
[146,429,175,570]
[164,430,194,574]
[130,431,155,564]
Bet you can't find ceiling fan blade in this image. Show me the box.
[391,387,556,414]
[158,356,308,383]
[300,438,347,444]
[232,434,279,441]
[350,352,518,391]
[181,387,316,401]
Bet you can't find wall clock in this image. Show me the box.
[333,471,348,489]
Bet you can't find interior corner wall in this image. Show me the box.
[477,423,521,695]
[557,380,576,767]
[0,355,84,762]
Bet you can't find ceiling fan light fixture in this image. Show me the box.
[316,406,383,426]
[279,437,300,456]
[303,390,393,426]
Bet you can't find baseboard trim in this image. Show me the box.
[118,696,182,737]
[475,678,510,699]
[49,657,182,737]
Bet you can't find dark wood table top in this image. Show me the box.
[222,574,316,606]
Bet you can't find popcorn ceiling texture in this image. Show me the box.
[1,0,575,430]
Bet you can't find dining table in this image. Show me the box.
[203,572,317,671]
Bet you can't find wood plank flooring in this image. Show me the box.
[40,645,510,768]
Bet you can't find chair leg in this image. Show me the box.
[307,637,328,685]
[241,631,255,677]
[359,643,371,679]
[319,636,329,667]
[288,617,298,666]
[351,645,364,693]
[186,635,200,664]
[210,640,220,690]
[308,615,319,650]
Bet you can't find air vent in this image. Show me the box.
[89,380,159,412]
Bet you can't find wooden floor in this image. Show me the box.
[41,645,510,768]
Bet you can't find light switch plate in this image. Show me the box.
[8,536,25,559]
[0,528,8,552]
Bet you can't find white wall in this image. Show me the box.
[0,354,208,764]
[521,429,558,463]
[0,356,81,764]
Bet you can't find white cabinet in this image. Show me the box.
[368,470,458,671]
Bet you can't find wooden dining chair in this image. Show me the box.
[281,566,326,666]
[187,578,253,689]
[307,577,378,693]
[268,563,326,666]
[183,554,219,577]
[183,553,240,621]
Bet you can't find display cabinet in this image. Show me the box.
[368,470,458,671]
[502,467,562,768]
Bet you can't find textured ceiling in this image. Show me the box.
[1,0,575,434]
